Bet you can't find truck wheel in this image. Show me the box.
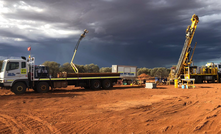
[11,82,26,95]
[36,82,49,93]
[91,80,101,90]
[102,80,112,89]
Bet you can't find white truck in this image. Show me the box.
[0,57,121,94]
[112,65,137,85]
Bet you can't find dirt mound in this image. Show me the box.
[138,73,150,80]
[138,73,155,82]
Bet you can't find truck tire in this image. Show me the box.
[11,82,26,95]
[36,82,49,93]
[90,80,101,90]
[102,80,112,89]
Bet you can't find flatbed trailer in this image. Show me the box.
[0,57,121,94]
[66,73,120,77]
[36,72,121,90]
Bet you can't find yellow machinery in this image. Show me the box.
[174,14,199,79]
[168,42,197,81]
[168,14,220,84]
[70,29,89,73]
[183,64,218,83]
[168,14,199,82]
[184,65,218,76]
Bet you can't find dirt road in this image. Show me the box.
[1,84,221,134]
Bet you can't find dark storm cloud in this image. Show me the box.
[0,43,26,59]
[1,0,221,68]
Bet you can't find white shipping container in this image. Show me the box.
[112,65,137,78]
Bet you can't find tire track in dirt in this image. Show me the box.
[143,97,199,117]
[56,119,99,134]
[193,105,221,132]
[56,123,77,133]
[21,114,61,134]
[0,113,60,134]
[0,114,27,134]
[55,114,115,134]
[0,119,12,134]
[135,96,201,133]
[152,97,221,133]
[76,121,98,133]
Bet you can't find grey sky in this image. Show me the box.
[0,0,221,68]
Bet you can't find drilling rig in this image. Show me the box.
[169,14,199,81]
[169,14,220,84]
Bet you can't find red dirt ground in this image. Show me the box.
[1,83,221,134]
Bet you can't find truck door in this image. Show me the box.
[4,61,21,80]
[20,61,28,78]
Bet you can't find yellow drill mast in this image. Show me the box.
[70,29,89,73]
[174,14,199,79]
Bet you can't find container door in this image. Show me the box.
[131,67,136,77]
[124,67,130,76]
[112,65,117,73]
[118,67,124,76]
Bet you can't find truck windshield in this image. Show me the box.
[1,61,6,72]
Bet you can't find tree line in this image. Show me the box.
[137,67,170,78]
[0,60,171,78]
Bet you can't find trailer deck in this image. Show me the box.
[67,73,120,77]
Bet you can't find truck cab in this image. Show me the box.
[0,58,29,93]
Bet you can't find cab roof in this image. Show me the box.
[4,59,26,62]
